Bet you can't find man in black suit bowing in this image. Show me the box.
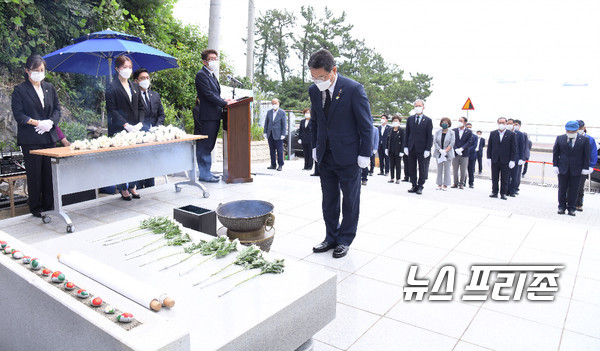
[308,49,372,259]
[552,120,591,216]
[486,117,516,200]
[194,49,233,183]
[404,99,433,194]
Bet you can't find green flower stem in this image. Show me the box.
[139,250,184,267]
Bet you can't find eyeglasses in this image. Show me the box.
[206,58,219,62]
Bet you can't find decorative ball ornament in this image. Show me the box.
[117,312,133,323]
[90,297,103,307]
[64,281,76,290]
[42,268,52,276]
[11,250,23,259]
[3,246,14,254]
[76,289,89,298]
[51,271,66,283]
[104,305,116,314]
[22,256,32,264]
[30,258,42,270]
[0,240,7,249]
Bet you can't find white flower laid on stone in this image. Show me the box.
[69,126,188,151]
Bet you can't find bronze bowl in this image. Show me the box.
[215,200,275,232]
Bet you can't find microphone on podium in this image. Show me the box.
[226,74,243,87]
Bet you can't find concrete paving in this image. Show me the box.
[1,157,599,351]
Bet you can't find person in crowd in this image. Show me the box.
[487,117,516,200]
[105,55,144,200]
[263,98,287,171]
[298,108,315,171]
[56,126,70,147]
[307,48,372,259]
[194,49,234,183]
[404,99,433,195]
[433,117,455,190]
[11,54,61,217]
[386,115,404,184]
[521,132,532,177]
[134,67,166,188]
[362,123,379,185]
[575,120,597,212]
[377,114,391,176]
[451,116,472,189]
[553,120,591,216]
[466,122,478,188]
[507,119,526,196]
[475,130,486,174]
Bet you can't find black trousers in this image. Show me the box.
[369,154,376,174]
[490,161,509,195]
[378,144,389,173]
[21,143,54,214]
[268,134,284,167]
[389,151,402,180]
[476,152,484,173]
[403,154,410,179]
[576,173,588,207]
[302,142,313,170]
[522,159,529,175]
[408,150,429,188]
[468,156,476,186]
[558,173,581,211]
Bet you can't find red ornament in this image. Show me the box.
[42,269,52,276]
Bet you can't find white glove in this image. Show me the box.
[134,122,143,132]
[357,155,370,168]
[518,159,525,166]
[35,119,53,134]
[124,123,136,132]
[399,153,404,157]
[581,169,590,175]
[298,139,302,145]
[487,159,491,167]
[384,149,388,156]
[312,148,317,161]
[509,161,515,169]
[590,167,594,174]
[455,147,463,156]
[280,135,285,140]
[440,150,447,157]
[404,147,409,156]
[263,133,267,140]
[553,167,559,175]
[424,150,431,158]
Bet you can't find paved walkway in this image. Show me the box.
[1,158,599,351]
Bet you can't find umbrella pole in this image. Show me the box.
[102,58,113,128]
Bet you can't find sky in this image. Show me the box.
[173,0,600,133]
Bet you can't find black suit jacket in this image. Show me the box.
[476,137,486,156]
[377,124,392,148]
[405,114,433,153]
[298,118,313,145]
[106,78,145,136]
[195,66,227,122]
[487,130,516,164]
[140,89,165,126]
[387,127,405,154]
[552,134,591,176]
[11,80,61,145]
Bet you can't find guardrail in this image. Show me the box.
[523,160,598,191]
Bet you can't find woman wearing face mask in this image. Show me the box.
[11,54,62,217]
[433,117,455,190]
[385,116,405,184]
[105,55,145,200]
[298,108,315,171]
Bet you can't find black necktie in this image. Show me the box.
[324,89,331,120]
[568,138,573,148]
[143,91,150,109]
[416,116,421,125]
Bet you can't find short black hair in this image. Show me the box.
[24,54,46,80]
[308,49,335,72]
[497,117,507,123]
[514,119,522,125]
[201,49,218,61]
[476,130,482,133]
[133,68,149,80]
[460,116,468,123]
[507,118,514,123]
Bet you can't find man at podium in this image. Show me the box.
[194,49,233,182]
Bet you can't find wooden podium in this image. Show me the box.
[222,97,253,183]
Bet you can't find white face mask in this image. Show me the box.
[119,68,132,79]
[567,132,577,139]
[577,130,584,135]
[514,125,520,131]
[30,71,45,82]
[414,106,423,115]
[314,78,331,92]
[272,104,279,111]
[392,121,400,128]
[498,124,506,131]
[138,79,150,90]
[380,119,386,125]
[506,124,513,131]
[304,113,310,119]
[457,122,464,128]
[208,60,219,72]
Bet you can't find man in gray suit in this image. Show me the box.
[263,98,287,171]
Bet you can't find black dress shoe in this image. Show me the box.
[402,178,410,182]
[568,210,576,216]
[277,165,282,171]
[489,193,498,198]
[500,194,507,200]
[508,193,515,197]
[408,187,417,193]
[313,241,336,253]
[121,194,132,201]
[469,185,474,189]
[415,188,423,195]
[333,244,349,258]
[131,193,141,199]
[557,209,566,215]
[576,206,583,212]
[378,172,385,175]
[267,165,276,169]
[32,212,42,218]
[311,173,319,176]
